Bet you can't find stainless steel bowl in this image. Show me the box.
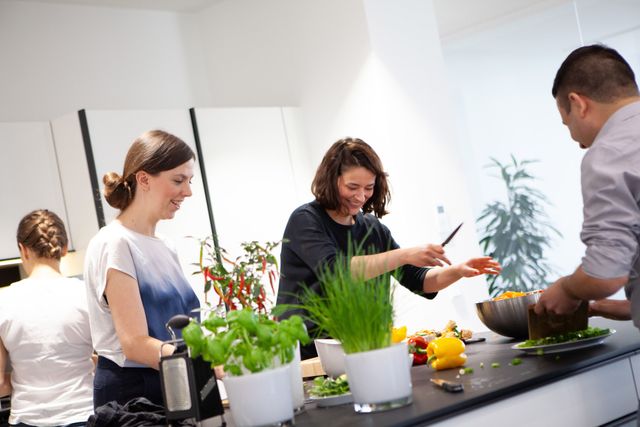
[476,292,542,338]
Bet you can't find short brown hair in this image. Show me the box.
[17,209,68,260]
[104,130,195,211]
[312,137,390,218]
[552,44,639,111]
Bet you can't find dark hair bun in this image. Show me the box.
[103,172,132,211]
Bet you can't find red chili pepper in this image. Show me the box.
[212,283,224,304]
[408,335,429,365]
[240,273,246,294]
[268,270,275,294]
[261,257,267,274]
[237,292,248,307]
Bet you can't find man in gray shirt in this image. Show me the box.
[535,45,640,325]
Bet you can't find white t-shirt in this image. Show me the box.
[0,277,93,426]
[83,221,200,368]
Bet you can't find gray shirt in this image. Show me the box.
[580,100,640,327]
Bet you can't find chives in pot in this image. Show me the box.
[300,252,413,413]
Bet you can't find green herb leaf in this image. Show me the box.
[309,374,350,397]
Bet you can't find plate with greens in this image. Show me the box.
[512,327,615,355]
[307,374,353,407]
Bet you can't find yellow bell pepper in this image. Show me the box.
[391,326,407,343]
[426,337,467,370]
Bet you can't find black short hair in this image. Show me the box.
[552,44,638,111]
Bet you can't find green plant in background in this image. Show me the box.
[477,155,561,297]
[182,307,310,376]
[299,252,395,354]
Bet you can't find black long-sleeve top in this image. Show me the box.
[276,201,436,358]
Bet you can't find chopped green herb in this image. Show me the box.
[462,367,474,374]
[518,327,610,348]
[510,358,522,366]
[555,355,560,361]
[491,362,500,368]
[480,362,484,369]
[309,374,350,397]
[536,348,544,356]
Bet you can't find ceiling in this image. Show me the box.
[13,0,218,13]
[14,0,573,36]
[433,0,572,41]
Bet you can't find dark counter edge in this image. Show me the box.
[403,334,639,426]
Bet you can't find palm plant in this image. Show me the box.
[477,155,561,297]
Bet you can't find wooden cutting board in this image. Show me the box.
[527,301,589,339]
[301,357,325,378]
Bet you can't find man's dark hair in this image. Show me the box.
[552,44,639,111]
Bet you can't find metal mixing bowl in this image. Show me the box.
[476,292,542,339]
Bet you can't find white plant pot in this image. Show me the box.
[290,342,305,413]
[344,342,413,413]
[223,363,294,426]
[314,338,346,378]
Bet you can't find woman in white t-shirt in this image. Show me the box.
[83,130,200,408]
[0,209,93,427]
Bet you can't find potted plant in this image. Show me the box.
[188,237,309,423]
[196,237,281,313]
[299,253,413,413]
[182,307,310,426]
[477,155,561,297]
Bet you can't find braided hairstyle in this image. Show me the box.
[16,209,68,260]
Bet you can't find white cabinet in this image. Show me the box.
[0,122,70,260]
[432,358,638,427]
[191,107,306,297]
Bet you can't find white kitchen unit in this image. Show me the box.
[431,357,637,427]
[0,122,70,260]
[191,107,306,299]
[50,109,214,302]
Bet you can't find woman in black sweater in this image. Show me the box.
[277,137,500,359]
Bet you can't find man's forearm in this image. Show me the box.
[561,266,628,300]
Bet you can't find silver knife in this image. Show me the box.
[441,222,463,247]
[431,378,464,393]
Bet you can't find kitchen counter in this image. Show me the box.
[292,318,640,426]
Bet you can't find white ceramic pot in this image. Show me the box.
[290,341,305,413]
[223,363,294,426]
[314,338,346,378]
[344,342,413,413]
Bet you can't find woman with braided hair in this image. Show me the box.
[0,209,93,426]
[83,129,200,408]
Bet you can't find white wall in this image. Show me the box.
[192,0,490,332]
[441,0,640,286]
[0,0,210,122]
[4,0,638,330]
[0,122,69,259]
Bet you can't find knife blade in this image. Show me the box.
[441,222,463,247]
[430,378,464,393]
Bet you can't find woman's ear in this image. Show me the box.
[17,243,29,260]
[61,246,68,257]
[135,171,151,192]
